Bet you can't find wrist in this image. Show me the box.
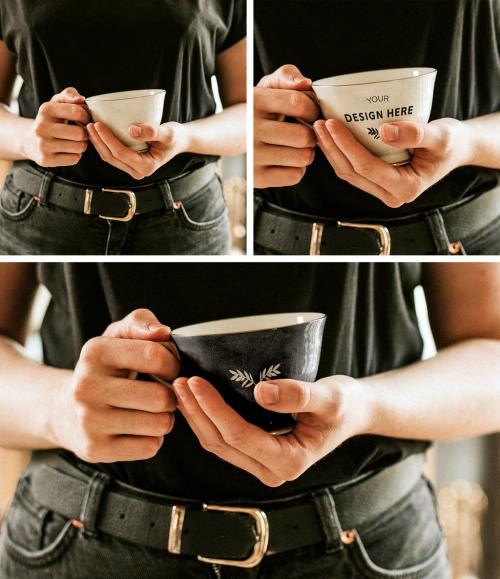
[451,118,479,167]
[44,369,73,448]
[18,118,37,161]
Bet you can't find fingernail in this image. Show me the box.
[130,125,141,137]
[259,382,280,405]
[147,322,169,332]
[325,120,337,135]
[383,123,399,141]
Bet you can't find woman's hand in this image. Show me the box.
[314,118,471,208]
[254,65,319,188]
[24,87,90,167]
[173,375,372,487]
[87,121,189,180]
[55,309,180,464]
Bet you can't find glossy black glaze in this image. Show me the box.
[172,315,326,432]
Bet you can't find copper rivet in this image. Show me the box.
[173,201,182,210]
[341,530,356,545]
[71,519,84,529]
[448,242,461,255]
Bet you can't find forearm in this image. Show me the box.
[462,112,500,169]
[362,338,500,441]
[0,336,69,449]
[183,102,246,157]
[0,106,33,160]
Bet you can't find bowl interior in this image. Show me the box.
[172,312,325,337]
[86,89,166,103]
[313,67,436,87]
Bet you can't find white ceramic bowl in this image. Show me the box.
[312,68,437,165]
[86,89,166,152]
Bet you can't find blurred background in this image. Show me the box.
[0,283,499,578]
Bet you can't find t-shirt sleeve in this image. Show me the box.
[217,0,246,53]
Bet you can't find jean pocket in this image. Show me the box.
[460,215,500,255]
[345,479,450,578]
[2,473,77,568]
[0,173,39,222]
[174,175,229,232]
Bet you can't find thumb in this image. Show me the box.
[254,379,333,414]
[258,64,312,90]
[51,86,85,103]
[380,121,437,149]
[103,308,171,341]
[129,123,159,141]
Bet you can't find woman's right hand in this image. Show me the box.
[254,64,319,188]
[55,309,179,464]
[24,87,90,167]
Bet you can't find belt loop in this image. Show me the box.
[76,471,110,538]
[424,209,455,255]
[312,489,343,554]
[37,170,54,206]
[158,180,175,213]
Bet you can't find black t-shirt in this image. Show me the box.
[255,0,500,219]
[0,0,245,187]
[36,263,428,501]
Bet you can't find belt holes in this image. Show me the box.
[150,522,155,528]
[119,513,125,520]
[295,236,299,241]
[292,524,299,531]
[270,229,275,234]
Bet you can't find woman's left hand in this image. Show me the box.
[87,121,189,180]
[173,375,372,487]
[314,118,471,208]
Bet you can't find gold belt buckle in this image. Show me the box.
[337,221,392,255]
[84,188,137,222]
[167,504,270,568]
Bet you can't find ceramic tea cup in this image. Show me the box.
[170,312,326,435]
[311,67,437,165]
[85,89,166,152]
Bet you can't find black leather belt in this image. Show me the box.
[255,186,500,255]
[29,454,424,569]
[11,163,216,222]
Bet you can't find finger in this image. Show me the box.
[94,122,146,167]
[185,377,286,459]
[104,408,174,437]
[255,166,307,188]
[255,379,339,415]
[254,143,315,168]
[324,120,416,206]
[37,122,88,142]
[103,308,171,341]
[254,166,306,188]
[380,121,437,149]
[314,120,402,207]
[41,138,88,155]
[257,64,311,90]
[129,123,159,142]
[254,87,318,122]
[50,87,86,103]
[79,337,179,378]
[87,124,144,179]
[39,102,90,124]
[94,435,164,463]
[257,119,316,148]
[174,378,285,486]
[44,153,83,167]
[102,378,177,412]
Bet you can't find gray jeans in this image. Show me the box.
[0,164,231,256]
[0,467,451,579]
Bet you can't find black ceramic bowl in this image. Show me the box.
[171,312,326,434]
